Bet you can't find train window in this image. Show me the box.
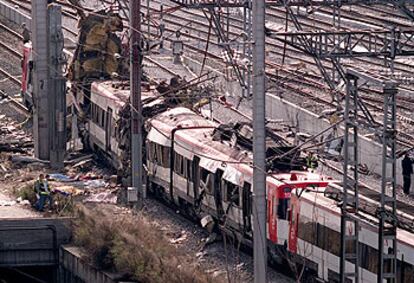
[147,142,154,162]
[277,197,290,220]
[361,244,378,274]
[298,216,317,245]
[162,147,170,168]
[111,117,116,137]
[174,153,184,176]
[315,224,340,256]
[97,107,102,126]
[401,260,414,283]
[186,159,193,181]
[95,105,99,124]
[91,103,96,122]
[92,103,98,124]
[200,168,214,194]
[242,182,252,231]
[101,109,106,128]
[155,144,163,166]
[223,180,240,207]
[325,226,340,256]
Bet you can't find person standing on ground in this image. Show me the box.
[402,153,413,195]
[33,174,53,211]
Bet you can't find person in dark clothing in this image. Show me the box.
[21,23,30,44]
[402,154,413,195]
[33,174,53,211]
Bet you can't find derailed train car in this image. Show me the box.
[81,85,414,281]
[143,107,414,282]
[82,80,167,172]
[54,5,414,280]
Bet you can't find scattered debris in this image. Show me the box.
[169,231,188,244]
[11,155,48,164]
[0,200,16,206]
[83,191,117,204]
[84,179,107,189]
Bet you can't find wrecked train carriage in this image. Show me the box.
[83,80,167,170]
[145,107,329,235]
[145,107,414,282]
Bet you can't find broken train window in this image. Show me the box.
[200,168,214,195]
[223,180,240,207]
[174,152,185,176]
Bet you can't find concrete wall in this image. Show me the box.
[182,55,244,97]
[266,94,403,186]
[0,218,72,267]
[60,246,132,283]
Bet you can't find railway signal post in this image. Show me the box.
[130,0,145,203]
[252,0,267,282]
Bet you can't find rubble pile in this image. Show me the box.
[0,114,32,154]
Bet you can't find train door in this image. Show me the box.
[192,156,200,203]
[268,186,277,243]
[288,194,300,253]
[106,107,113,152]
[242,182,252,236]
[276,185,292,246]
[199,167,215,211]
[221,179,243,230]
[214,169,225,219]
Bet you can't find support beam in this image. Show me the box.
[340,74,360,283]
[268,29,414,58]
[170,0,414,8]
[252,0,267,282]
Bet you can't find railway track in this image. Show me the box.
[10,0,78,39]
[138,1,414,143]
[3,0,413,146]
[142,2,414,98]
[1,1,413,145]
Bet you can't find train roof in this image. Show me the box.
[148,107,331,187]
[91,80,162,107]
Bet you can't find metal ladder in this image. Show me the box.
[340,74,360,283]
[378,83,398,283]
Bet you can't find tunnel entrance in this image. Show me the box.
[0,266,56,283]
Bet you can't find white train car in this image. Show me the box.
[145,107,414,282]
[87,80,165,167]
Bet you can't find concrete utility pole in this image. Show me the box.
[252,0,267,282]
[48,4,66,169]
[32,0,49,160]
[32,1,66,168]
[130,0,144,199]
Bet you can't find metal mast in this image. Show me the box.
[130,0,143,199]
[341,69,400,283]
[378,83,398,283]
[340,74,360,283]
[252,0,267,282]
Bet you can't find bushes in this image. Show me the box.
[14,182,37,204]
[73,206,221,283]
